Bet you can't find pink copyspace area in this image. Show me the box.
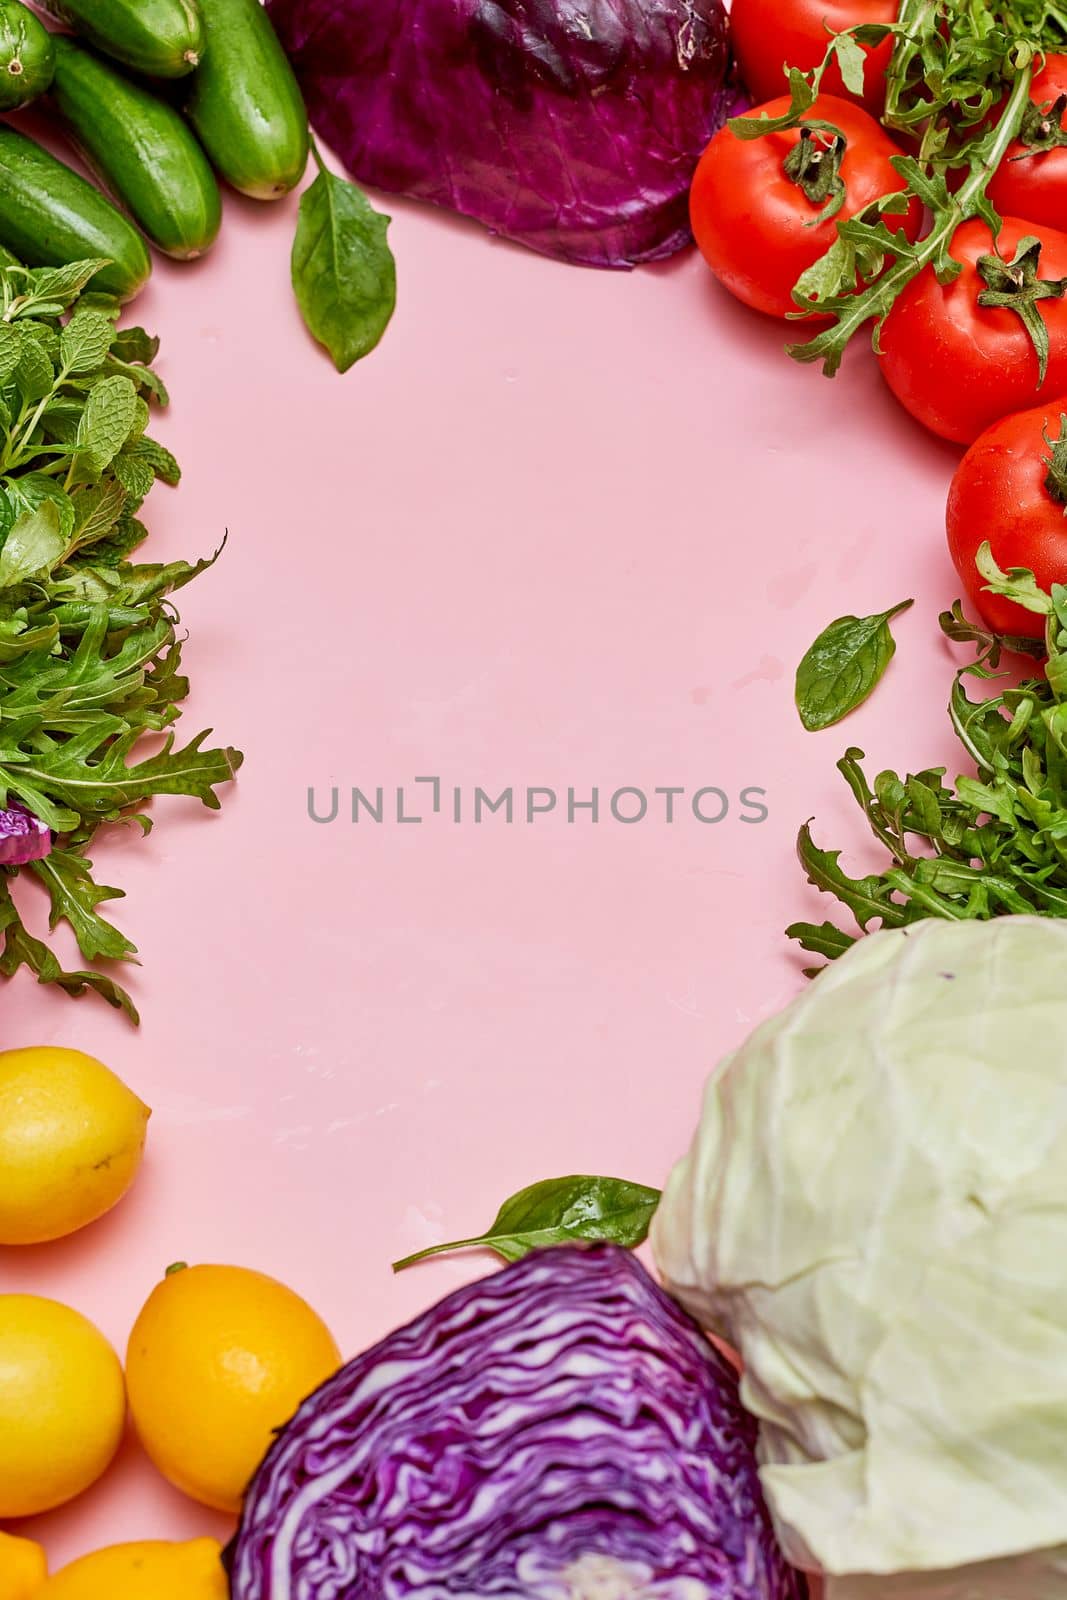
[2,153,963,1564]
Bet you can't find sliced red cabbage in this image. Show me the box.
[229,1244,805,1599]
[0,807,50,866]
[265,0,732,268]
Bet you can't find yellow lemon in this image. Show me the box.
[37,1538,226,1600]
[0,1046,150,1245]
[127,1263,342,1514]
[0,1294,126,1517]
[0,1531,48,1598]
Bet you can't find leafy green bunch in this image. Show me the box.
[735,0,1067,374]
[789,548,1067,962]
[0,255,241,1021]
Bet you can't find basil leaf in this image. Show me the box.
[796,598,913,730]
[292,145,396,374]
[393,1175,661,1272]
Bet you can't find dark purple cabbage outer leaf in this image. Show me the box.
[266,0,731,268]
[0,807,51,867]
[230,1244,806,1600]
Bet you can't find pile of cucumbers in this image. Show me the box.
[0,0,312,302]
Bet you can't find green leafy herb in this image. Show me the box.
[292,142,396,373]
[788,547,1067,961]
[733,0,1067,376]
[392,1175,662,1272]
[0,254,241,1018]
[795,599,912,730]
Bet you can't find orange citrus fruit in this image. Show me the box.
[126,1263,341,1513]
[0,1045,150,1245]
[0,1531,48,1598]
[0,1294,125,1517]
[37,1538,226,1599]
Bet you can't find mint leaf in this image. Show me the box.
[70,481,128,551]
[292,147,396,373]
[0,324,21,385]
[393,1175,661,1272]
[129,435,180,486]
[14,335,54,403]
[113,451,156,505]
[110,326,159,365]
[60,309,117,375]
[796,599,913,730]
[75,374,139,476]
[22,260,111,311]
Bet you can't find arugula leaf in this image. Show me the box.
[0,253,241,1017]
[752,5,1052,375]
[0,877,138,1020]
[796,599,913,730]
[393,1175,662,1271]
[292,143,396,373]
[789,554,1067,953]
[29,847,136,964]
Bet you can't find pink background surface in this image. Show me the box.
[3,151,965,1564]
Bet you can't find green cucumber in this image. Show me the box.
[51,37,221,260]
[0,127,151,301]
[38,0,203,77]
[0,0,55,110]
[186,0,308,201]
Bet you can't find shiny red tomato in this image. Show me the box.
[690,94,919,318]
[987,56,1067,231]
[947,401,1067,639]
[879,216,1067,444]
[730,0,897,112]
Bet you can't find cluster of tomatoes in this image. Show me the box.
[693,0,1067,640]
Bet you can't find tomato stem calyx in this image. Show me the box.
[1042,414,1067,507]
[784,126,848,221]
[976,236,1067,385]
[1017,93,1067,155]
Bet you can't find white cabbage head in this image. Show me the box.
[651,917,1067,1598]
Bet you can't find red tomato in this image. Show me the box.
[987,56,1067,231]
[731,0,897,112]
[879,216,1067,444]
[690,94,920,318]
[947,401,1067,639]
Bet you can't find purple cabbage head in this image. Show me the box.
[266,0,732,268]
[0,806,50,867]
[229,1244,805,1599]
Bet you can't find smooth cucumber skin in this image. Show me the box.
[186,0,308,200]
[40,0,204,77]
[0,126,151,300]
[0,0,55,110]
[51,37,221,259]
